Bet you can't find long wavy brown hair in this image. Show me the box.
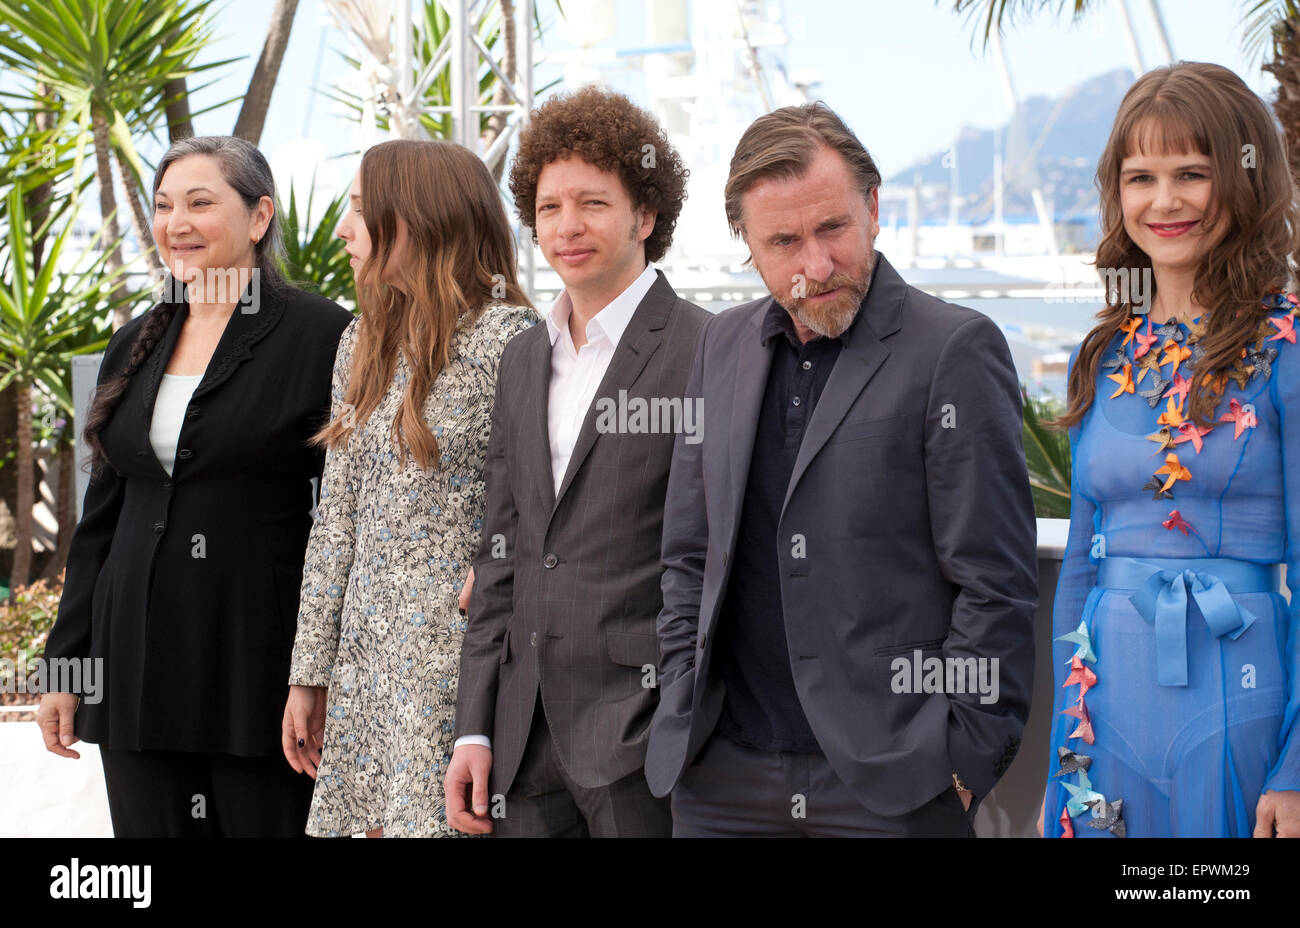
[1057,61,1300,431]
[312,140,531,469]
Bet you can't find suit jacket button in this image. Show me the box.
[161,480,173,491]
[153,521,165,533]
[543,553,558,569]
[186,406,200,418]
[530,632,538,647]
[177,448,192,460]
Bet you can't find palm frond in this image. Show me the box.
[1021,388,1072,519]
[946,0,1095,49]
[1241,0,1300,62]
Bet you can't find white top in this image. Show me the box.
[149,373,203,476]
[543,262,657,495]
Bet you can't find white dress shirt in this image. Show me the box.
[545,262,657,495]
[454,262,658,753]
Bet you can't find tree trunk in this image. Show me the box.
[483,0,518,183]
[92,114,131,331]
[9,380,32,597]
[114,146,164,278]
[165,77,194,142]
[161,24,195,142]
[0,383,17,585]
[27,81,56,270]
[40,442,74,583]
[1265,17,1300,188]
[233,0,300,143]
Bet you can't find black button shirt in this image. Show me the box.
[716,299,857,753]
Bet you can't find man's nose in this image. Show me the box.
[556,202,584,238]
[802,238,834,284]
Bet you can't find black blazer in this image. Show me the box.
[44,284,353,757]
[456,271,711,791]
[646,253,1038,815]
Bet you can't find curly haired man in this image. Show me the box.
[446,86,710,837]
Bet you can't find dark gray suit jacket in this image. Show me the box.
[645,253,1037,816]
[456,270,710,791]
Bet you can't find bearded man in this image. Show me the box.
[644,102,1038,837]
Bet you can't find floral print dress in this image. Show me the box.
[289,302,538,837]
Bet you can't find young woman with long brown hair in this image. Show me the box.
[1043,62,1300,838]
[281,140,536,837]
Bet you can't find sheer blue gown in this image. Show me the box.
[1045,301,1300,837]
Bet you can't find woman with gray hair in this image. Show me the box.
[36,135,353,836]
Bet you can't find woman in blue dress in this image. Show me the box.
[1043,61,1300,838]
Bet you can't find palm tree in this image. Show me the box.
[0,104,86,268]
[0,112,87,582]
[233,0,301,143]
[0,0,231,327]
[1255,3,1300,182]
[0,188,138,593]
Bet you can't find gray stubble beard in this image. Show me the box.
[785,246,876,339]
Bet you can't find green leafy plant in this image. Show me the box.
[0,186,143,590]
[1022,388,1072,518]
[0,572,64,713]
[0,0,234,324]
[0,573,63,681]
[280,176,356,310]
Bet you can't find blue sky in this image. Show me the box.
[159,0,1271,203]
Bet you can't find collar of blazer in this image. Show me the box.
[523,268,678,517]
[731,250,908,520]
[138,281,288,414]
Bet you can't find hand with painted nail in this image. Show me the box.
[282,685,327,778]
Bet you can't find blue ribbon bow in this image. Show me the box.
[1129,568,1256,687]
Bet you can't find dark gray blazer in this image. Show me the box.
[456,270,710,792]
[644,253,1037,816]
